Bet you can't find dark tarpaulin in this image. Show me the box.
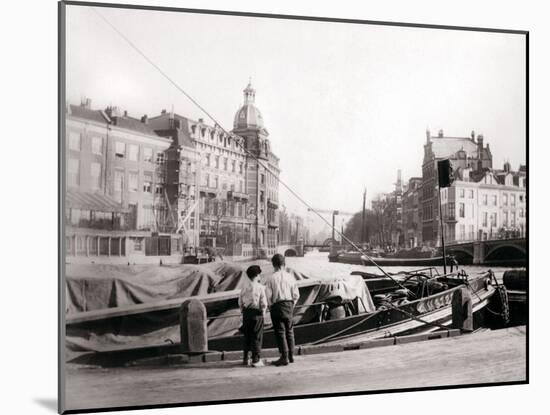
[65,263,374,359]
[65,263,221,313]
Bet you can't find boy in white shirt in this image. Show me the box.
[264,254,300,366]
[239,265,267,367]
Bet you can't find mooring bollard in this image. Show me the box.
[179,299,208,353]
[451,287,473,332]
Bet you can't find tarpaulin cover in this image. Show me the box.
[65,263,222,313]
[65,262,374,360]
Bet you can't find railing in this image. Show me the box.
[446,230,526,245]
[227,190,248,200]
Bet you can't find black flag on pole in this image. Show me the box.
[437,159,454,188]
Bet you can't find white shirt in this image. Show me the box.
[265,269,300,306]
[239,281,267,312]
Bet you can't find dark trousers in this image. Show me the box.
[242,308,264,360]
[270,301,295,358]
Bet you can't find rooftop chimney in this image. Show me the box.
[426,128,431,143]
[504,161,511,173]
[105,106,122,124]
[161,109,167,114]
[471,130,475,140]
[141,114,148,124]
[477,134,484,150]
[438,129,444,138]
[198,118,204,123]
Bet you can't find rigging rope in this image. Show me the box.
[91,7,414,293]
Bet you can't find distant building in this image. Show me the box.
[145,111,201,248]
[440,162,526,243]
[402,177,423,248]
[278,208,308,245]
[420,129,493,245]
[370,171,405,249]
[65,100,175,261]
[148,81,280,256]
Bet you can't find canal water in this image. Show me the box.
[246,250,516,282]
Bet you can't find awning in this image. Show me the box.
[66,190,128,213]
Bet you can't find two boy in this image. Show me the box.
[239,254,299,368]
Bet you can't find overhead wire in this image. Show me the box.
[91,7,414,291]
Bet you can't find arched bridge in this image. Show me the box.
[275,243,305,257]
[444,237,526,266]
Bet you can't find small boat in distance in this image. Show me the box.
[328,250,456,267]
[361,255,457,267]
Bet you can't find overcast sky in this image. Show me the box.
[66,5,526,233]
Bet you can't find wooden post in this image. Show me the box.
[452,287,473,332]
[179,299,208,353]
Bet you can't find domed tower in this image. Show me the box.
[233,81,270,159]
[232,81,280,252]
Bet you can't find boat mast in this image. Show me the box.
[361,187,366,246]
[437,159,453,274]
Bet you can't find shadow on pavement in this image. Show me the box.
[34,398,57,413]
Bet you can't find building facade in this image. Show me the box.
[370,171,405,249]
[65,100,176,261]
[65,82,281,261]
[402,177,423,248]
[278,208,308,245]
[232,82,281,252]
[440,162,526,243]
[420,129,493,246]
[148,82,280,256]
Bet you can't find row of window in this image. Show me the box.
[192,125,240,149]
[66,235,126,256]
[199,220,253,242]
[202,153,244,174]
[114,142,165,165]
[67,158,165,195]
[200,198,249,218]
[201,174,244,193]
[455,202,526,220]
[459,189,525,206]
[114,169,164,195]
[422,204,434,221]
[68,131,166,164]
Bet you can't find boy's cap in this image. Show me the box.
[246,265,262,279]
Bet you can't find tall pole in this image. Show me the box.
[361,187,366,245]
[438,186,447,274]
[331,211,336,246]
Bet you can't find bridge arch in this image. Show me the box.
[447,247,474,265]
[485,244,526,262]
[323,238,336,246]
[284,249,297,257]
